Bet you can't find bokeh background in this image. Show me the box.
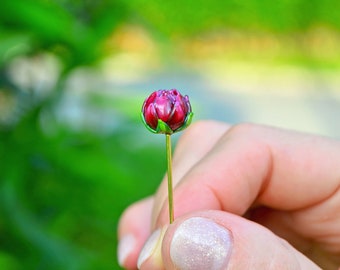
[1,1,340,269]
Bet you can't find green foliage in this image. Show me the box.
[0,108,164,269]
[0,1,160,269]
[0,0,126,69]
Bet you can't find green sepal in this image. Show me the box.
[174,112,194,133]
[141,112,174,134]
[156,119,173,134]
[141,112,194,135]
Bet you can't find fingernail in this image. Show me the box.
[118,234,136,266]
[137,227,166,269]
[170,217,232,270]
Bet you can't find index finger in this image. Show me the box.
[155,123,340,226]
[151,120,230,227]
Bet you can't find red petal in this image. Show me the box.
[168,101,186,130]
[155,95,173,122]
[143,91,157,110]
[144,103,158,129]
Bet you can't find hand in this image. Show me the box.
[118,121,340,270]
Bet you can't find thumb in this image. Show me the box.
[137,211,321,270]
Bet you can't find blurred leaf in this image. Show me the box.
[1,0,127,68]
[0,31,32,66]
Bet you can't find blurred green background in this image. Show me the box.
[1,1,340,269]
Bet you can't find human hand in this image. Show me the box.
[118,121,340,269]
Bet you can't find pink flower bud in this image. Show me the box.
[141,89,193,134]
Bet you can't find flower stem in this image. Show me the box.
[165,134,174,224]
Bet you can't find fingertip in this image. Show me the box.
[160,211,321,270]
[118,197,154,269]
[118,234,137,267]
[137,226,167,270]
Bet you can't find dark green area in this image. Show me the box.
[0,108,164,269]
[1,0,340,269]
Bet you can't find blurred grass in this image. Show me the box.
[1,0,340,269]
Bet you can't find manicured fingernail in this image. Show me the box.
[170,217,232,270]
[118,234,136,266]
[137,228,166,269]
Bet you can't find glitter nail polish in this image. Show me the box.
[170,217,232,270]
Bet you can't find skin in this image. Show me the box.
[118,121,340,269]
